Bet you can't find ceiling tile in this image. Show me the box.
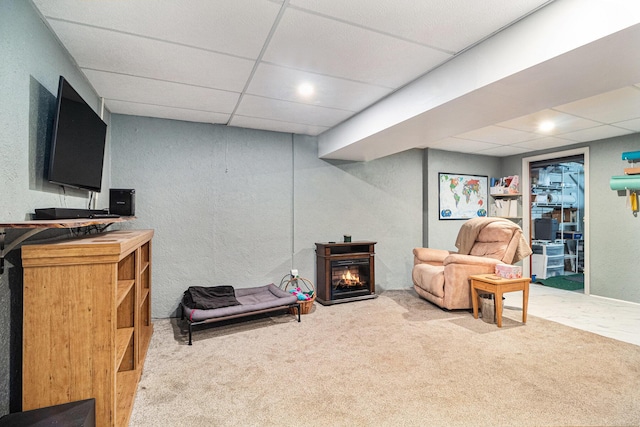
[84,69,240,114]
[614,117,640,132]
[476,145,532,157]
[263,8,452,88]
[29,0,639,155]
[247,63,393,111]
[49,20,255,92]
[33,0,282,59]
[427,137,501,153]
[554,124,633,143]
[229,115,329,136]
[512,136,577,150]
[107,100,230,124]
[553,86,640,124]
[497,109,602,135]
[455,125,543,145]
[235,95,354,128]
[290,0,553,53]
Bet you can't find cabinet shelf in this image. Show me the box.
[117,370,140,427]
[22,229,153,427]
[116,327,134,370]
[117,280,135,307]
[140,288,150,305]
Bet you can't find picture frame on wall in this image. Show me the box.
[438,172,488,220]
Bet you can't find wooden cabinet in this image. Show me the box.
[21,229,154,427]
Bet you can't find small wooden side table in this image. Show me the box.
[470,274,530,327]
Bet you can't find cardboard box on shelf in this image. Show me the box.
[546,208,578,223]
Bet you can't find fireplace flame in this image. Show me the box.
[340,269,361,287]
[342,270,356,282]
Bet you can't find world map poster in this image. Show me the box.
[438,173,488,220]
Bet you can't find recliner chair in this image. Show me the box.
[412,217,532,310]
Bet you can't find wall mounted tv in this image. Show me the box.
[47,76,107,192]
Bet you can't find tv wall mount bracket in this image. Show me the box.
[0,217,132,274]
[0,227,46,274]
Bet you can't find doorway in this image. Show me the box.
[521,148,589,295]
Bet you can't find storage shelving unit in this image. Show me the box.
[490,192,522,223]
[531,163,584,274]
[21,229,154,427]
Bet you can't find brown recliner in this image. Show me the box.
[412,217,532,310]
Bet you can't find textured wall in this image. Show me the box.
[589,135,640,302]
[425,149,501,250]
[110,116,423,317]
[292,137,423,291]
[0,1,111,415]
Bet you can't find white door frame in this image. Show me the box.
[521,147,589,295]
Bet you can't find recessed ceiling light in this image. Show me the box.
[538,120,555,132]
[297,82,314,98]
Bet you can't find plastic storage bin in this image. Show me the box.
[546,266,564,278]
[532,242,564,256]
[534,218,558,240]
[532,254,566,279]
[546,255,564,267]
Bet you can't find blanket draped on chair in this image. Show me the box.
[455,217,532,263]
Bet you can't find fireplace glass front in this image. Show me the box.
[330,259,371,300]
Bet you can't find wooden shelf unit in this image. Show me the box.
[490,192,522,220]
[21,229,154,427]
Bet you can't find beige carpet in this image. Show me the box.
[130,290,640,427]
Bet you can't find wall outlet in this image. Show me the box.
[290,269,299,278]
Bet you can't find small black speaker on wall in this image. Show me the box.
[109,189,135,216]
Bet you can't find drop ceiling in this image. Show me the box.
[31,0,640,160]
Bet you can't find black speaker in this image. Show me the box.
[109,189,135,216]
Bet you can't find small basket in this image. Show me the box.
[282,277,316,315]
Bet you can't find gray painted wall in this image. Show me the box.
[0,1,111,415]
[110,115,423,318]
[590,135,640,302]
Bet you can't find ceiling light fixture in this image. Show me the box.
[297,82,314,98]
[538,120,555,133]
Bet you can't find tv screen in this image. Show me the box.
[47,76,107,192]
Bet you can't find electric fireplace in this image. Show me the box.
[315,241,377,305]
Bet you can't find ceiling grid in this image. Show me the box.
[31,0,640,159]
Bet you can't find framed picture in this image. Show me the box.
[438,173,488,220]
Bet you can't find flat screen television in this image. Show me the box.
[47,76,107,192]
